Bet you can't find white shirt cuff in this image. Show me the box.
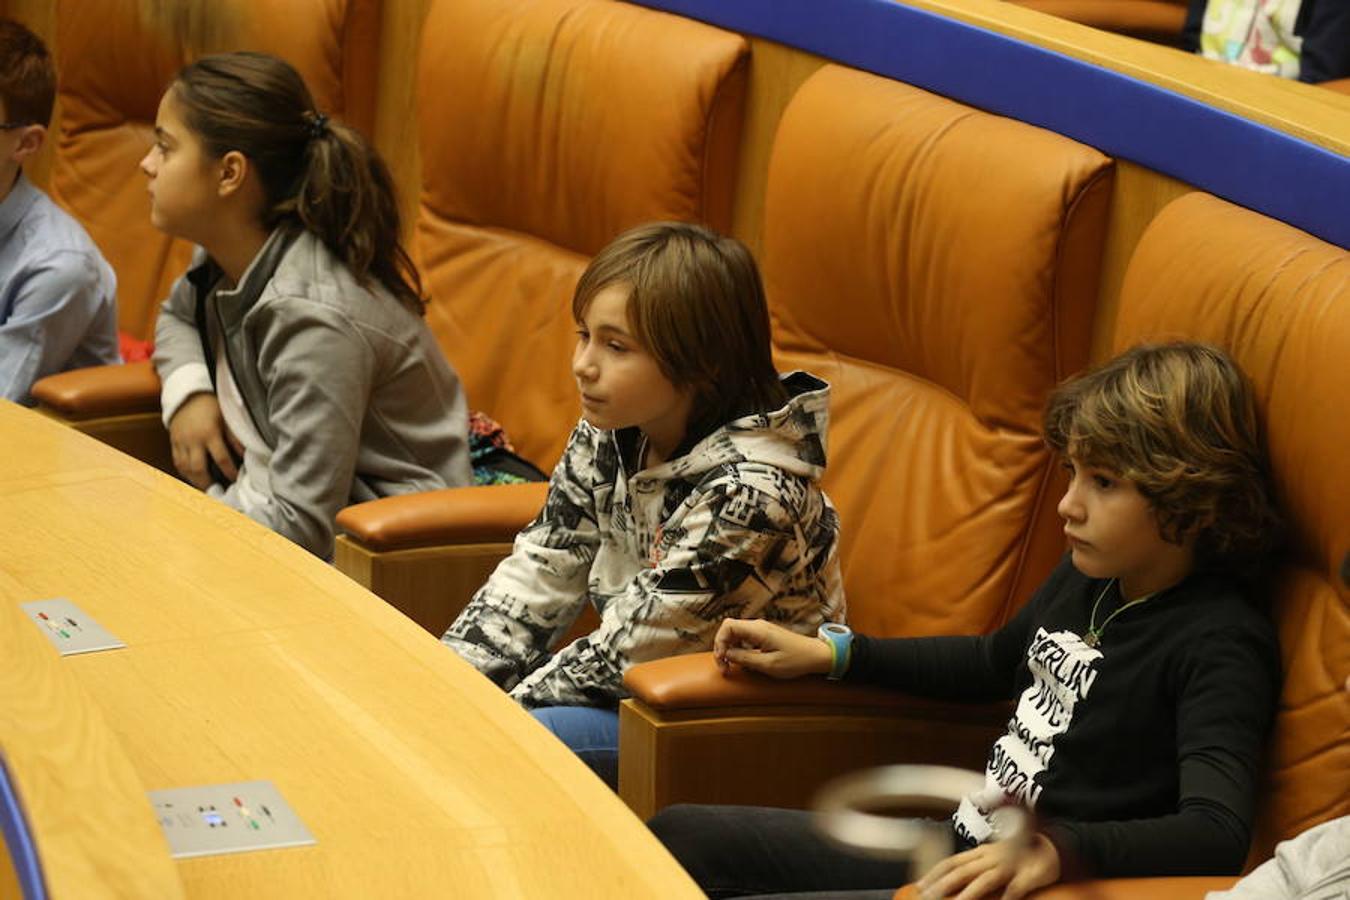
[159,362,213,427]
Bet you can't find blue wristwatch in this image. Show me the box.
[818,623,854,680]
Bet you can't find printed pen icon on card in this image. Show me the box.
[35,612,69,639]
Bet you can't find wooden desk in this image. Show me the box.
[0,597,185,898]
[0,401,700,898]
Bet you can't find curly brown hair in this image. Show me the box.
[1044,342,1281,578]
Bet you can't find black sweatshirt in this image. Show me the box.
[846,558,1280,879]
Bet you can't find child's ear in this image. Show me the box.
[217,149,249,198]
[1181,509,1216,546]
[10,124,47,163]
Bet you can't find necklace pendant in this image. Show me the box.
[1083,631,1099,649]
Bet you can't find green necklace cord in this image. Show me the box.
[1083,579,1158,649]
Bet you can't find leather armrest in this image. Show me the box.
[336,481,548,551]
[896,876,1238,899]
[625,652,1012,721]
[31,361,161,419]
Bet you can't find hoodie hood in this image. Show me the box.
[635,371,829,483]
[442,366,844,709]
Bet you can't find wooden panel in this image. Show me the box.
[618,698,1007,821]
[727,38,828,255]
[1088,161,1195,360]
[373,0,435,245]
[334,537,514,635]
[36,408,175,476]
[334,536,605,646]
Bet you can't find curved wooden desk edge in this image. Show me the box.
[0,599,184,898]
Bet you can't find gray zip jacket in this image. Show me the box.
[1206,816,1350,900]
[442,371,846,708]
[154,228,471,558]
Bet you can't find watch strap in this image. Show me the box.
[818,622,853,680]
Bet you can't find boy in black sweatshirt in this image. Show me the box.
[651,342,1283,899]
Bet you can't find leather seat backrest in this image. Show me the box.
[762,64,1115,638]
[1113,191,1350,862]
[416,0,748,471]
[48,0,381,340]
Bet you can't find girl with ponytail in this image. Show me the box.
[145,51,471,559]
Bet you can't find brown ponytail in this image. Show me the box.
[171,52,424,315]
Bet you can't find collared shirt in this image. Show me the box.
[0,172,119,404]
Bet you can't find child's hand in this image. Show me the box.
[712,618,834,680]
[168,393,240,490]
[915,833,1060,900]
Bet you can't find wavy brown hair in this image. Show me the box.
[1044,342,1281,578]
[572,222,788,442]
[171,52,424,314]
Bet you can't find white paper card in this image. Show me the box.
[20,598,126,655]
[149,781,316,858]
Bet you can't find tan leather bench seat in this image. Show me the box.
[334,0,751,634]
[619,61,1115,819]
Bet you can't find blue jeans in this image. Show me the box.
[530,706,619,788]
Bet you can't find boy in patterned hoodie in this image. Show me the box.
[442,222,845,785]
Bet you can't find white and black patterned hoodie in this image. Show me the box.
[442,371,845,708]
